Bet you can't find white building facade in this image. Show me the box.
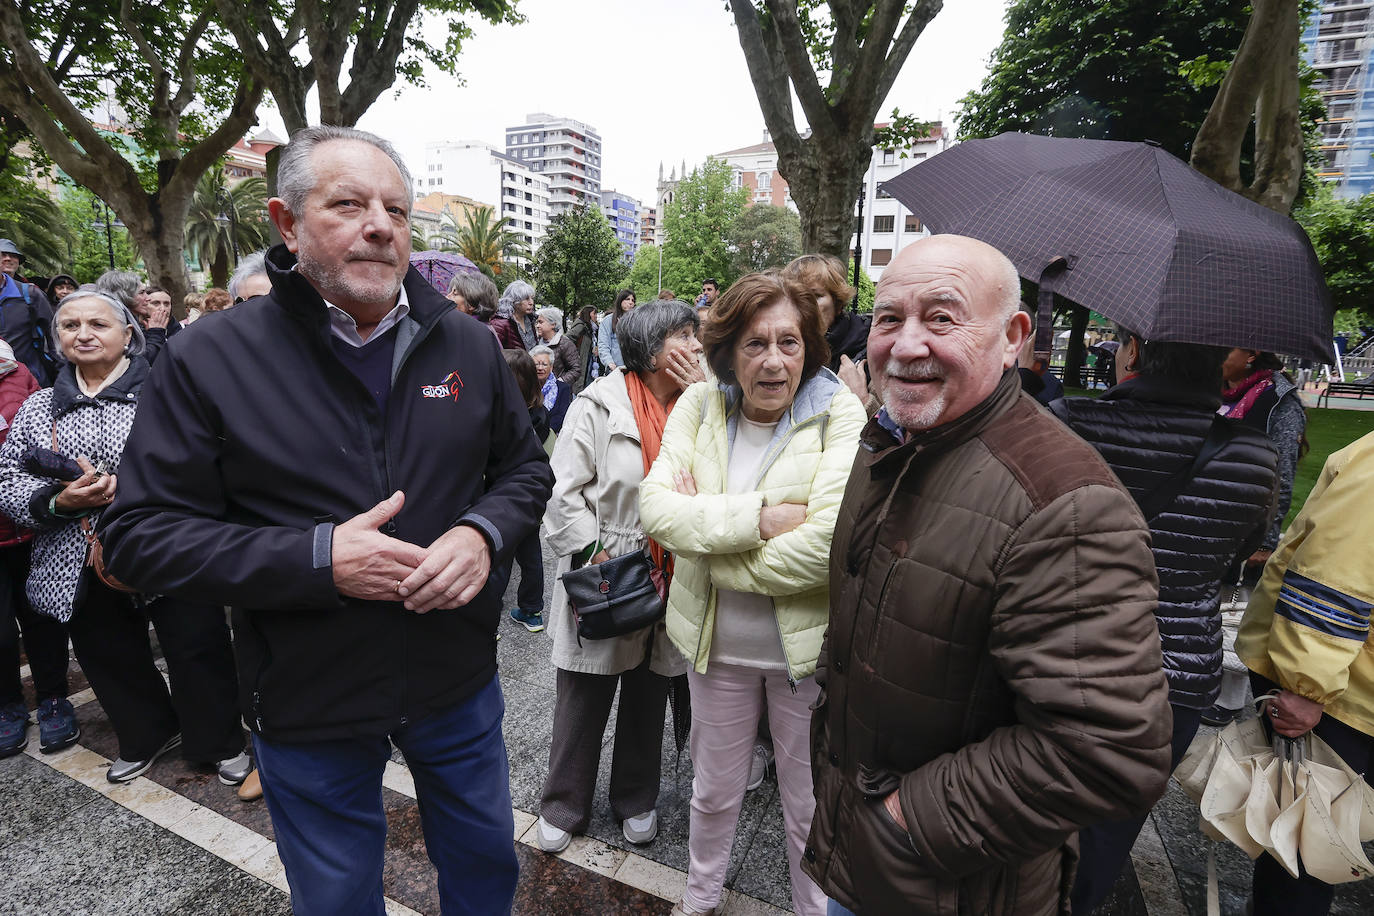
[506,113,603,217]
[414,140,551,252]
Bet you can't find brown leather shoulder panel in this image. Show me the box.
[978,395,1127,512]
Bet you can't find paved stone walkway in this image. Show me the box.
[2,543,1373,914]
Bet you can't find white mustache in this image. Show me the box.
[884,358,944,381]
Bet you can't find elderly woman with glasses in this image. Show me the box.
[640,272,866,916]
[0,288,249,789]
[534,299,705,856]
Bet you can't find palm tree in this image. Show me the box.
[431,205,528,276]
[0,186,74,277]
[185,169,270,287]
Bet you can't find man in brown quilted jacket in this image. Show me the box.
[805,235,1173,916]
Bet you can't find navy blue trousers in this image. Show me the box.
[253,674,518,916]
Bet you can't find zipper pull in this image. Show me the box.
[788,674,798,694]
[252,692,265,732]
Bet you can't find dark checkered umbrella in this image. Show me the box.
[880,132,1335,362]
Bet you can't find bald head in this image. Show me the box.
[867,234,1030,432]
[877,235,1021,320]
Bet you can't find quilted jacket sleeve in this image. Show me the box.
[639,382,766,559]
[543,395,602,559]
[897,483,1173,878]
[0,390,62,530]
[707,388,865,596]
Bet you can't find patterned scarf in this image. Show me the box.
[625,370,680,581]
[540,373,558,411]
[1220,369,1274,420]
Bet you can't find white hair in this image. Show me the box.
[276,125,414,215]
[228,250,269,301]
[535,307,564,332]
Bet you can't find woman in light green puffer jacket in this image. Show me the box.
[640,272,865,916]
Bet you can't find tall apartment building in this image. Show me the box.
[600,190,642,261]
[1305,2,1374,197]
[638,206,657,249]
[507,113,603,216]
[415,141,551,252]
[697,123,949,280]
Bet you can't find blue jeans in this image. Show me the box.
[828,900,859,916]
[253,675,518,916]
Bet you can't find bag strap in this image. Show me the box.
[1136,416,1235,522]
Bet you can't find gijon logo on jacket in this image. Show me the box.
[420,371,464,401]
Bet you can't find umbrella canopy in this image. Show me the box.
[410,250,480,296]
[880,133,1335,362]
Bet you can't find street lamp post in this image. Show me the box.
[90,199,115,270]
[215,188,239,269]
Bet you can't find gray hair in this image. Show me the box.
[228,250,269,301]
[94,270,142,310]
[618,300,698,374]
[497,280,536,319]
[536,307,563,333]
[529,344,555,361]
[53,286,146,360]
[276,125,414,216]
[448,271,498,321]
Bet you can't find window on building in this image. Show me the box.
[525,192,532,200]
[503,202,515,211]
[757,170,771,189]
[912,153,927,161]
[904,215,922,233]
[873,215,895,233]
[870,248,893,266]
[882,149,896,164]
[525,207,532,215]
[876,187,892,199]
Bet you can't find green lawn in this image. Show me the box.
[1285,408,1374,526]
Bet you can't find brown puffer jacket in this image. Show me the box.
[804,370,1173,916]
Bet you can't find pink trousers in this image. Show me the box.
[684,663,826,916]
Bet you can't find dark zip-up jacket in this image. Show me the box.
[1053,376,1278,709]
[100,245,553,742]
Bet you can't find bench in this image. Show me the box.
[1317,381,1374,407]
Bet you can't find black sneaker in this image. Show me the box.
[36,697,80,753]
[0,702,30,758]
[1201,705,1242,727]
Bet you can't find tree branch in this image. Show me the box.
[1190,0,1293,196]
[118,0,165,86]
[162,75,265,205]
[870,0,942,118]
[763,0,836,138]
[0,0,143,196]
[215,0,313,133]
[728,0,804,159]
[340,0,422,125]
[170,5,215,113]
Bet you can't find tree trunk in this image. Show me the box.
[132,217,192,314]
[782,144,872,260]
[1190,0,1303,214]
[1063,305,1091,388]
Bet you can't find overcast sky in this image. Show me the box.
[259,0,1011,206]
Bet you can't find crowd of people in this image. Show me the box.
[0,123,1368,916]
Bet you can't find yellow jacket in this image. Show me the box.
[1236,430,1374,737]
[639,371,865,682]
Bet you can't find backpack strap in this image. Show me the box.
[1136,416,1235,522]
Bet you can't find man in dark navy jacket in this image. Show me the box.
[101,125,552,915]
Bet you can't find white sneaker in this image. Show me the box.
[535,815,571,853]
[622,809,658,844]
[746,741,775,791]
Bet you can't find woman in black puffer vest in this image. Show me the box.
[1052,325,1279,916]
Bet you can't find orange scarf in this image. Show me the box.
[625,371,679,581]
